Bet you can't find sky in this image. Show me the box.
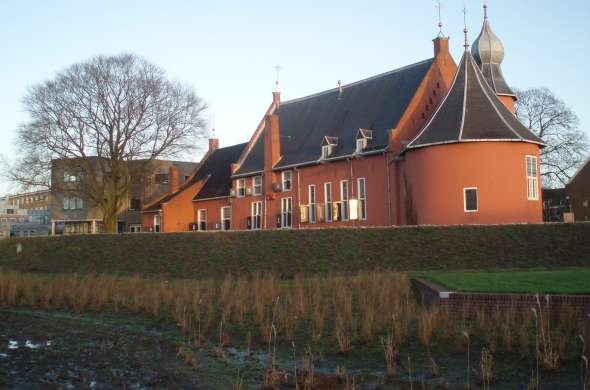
[1,0,589,194]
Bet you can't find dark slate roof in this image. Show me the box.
[406,51,544,150]
[233,59,434,175]
[193,143,247,200]
[143,143,246,211]
[479,62,514,96]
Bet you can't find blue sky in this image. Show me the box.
[1,0,589,194]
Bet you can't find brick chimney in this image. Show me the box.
[208,138,219,153]
[264,114,281,172]
[272,91,281,106]
[433,36,450,58]
[169,165,180,193]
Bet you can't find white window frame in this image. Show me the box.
[154,214,162,232]
[324,182,333,222]
[357,177,367,220]
[62,196,83,210]
[221,206,232,230]
[356,138,367,154]
[322,145,332,159]
[281,197,292,228]
[525,155,539,200]
[340,180,349,221]
[463,187,478,212]
[198,209,207,231]
[281,171,292,192]
[308,185,316,224]
[253,176,263,196]
[251,201,262,230]
[236,178,246,197]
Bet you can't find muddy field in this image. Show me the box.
[0,310,234,389]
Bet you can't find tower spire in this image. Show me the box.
[436,1,444,37]
[483,0,488,20]
[463,7,469,50]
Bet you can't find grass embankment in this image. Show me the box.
[416,268,590,294]
[0,270,587,388]
[0,223,589,279]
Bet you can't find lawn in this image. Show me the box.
[415,268,590,294]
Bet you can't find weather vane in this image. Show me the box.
[463,6,469,50]
[436,1,444,37]
[274,65,281,93]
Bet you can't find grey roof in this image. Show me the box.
[233,58,434,175]
[407,51,545,150]
[193,143,247,200]
[143,143,246,211]
[471,18,515,96]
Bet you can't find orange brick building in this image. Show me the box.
[142,11,544,232]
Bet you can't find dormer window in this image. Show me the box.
[321,136,338,159]
[356,129,373,154]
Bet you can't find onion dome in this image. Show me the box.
[470,7,515,96]
[406,51,544,150]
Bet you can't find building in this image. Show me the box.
[0,190,51,238]
[50,157,197,234]
[542,188,570,222]
[143,6,544,232]
[565,157,590,221]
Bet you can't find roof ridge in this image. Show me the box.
[280,58,434,106]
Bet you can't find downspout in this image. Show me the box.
[349,158,354,227]
[263,172,267,230]
[386,152,394,226]
[296,168,301,229]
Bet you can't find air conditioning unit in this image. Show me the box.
[272,182,283,193]
[246,187,253,196]
[229,188,236,197]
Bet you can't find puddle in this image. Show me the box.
[25,340,52,349]
[8,340,53,350]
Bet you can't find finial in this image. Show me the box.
[436,1,444,37]
[463,6,469,50]
[337,80,343,100]
[274,65,281,93]
[483,0,488,20]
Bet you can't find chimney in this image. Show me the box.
[433,36,450,57]
[264,114,281,171]
[208,138,219,153]
[272,91,281,106]
[169,165,180,194]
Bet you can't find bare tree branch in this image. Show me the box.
[3,53,208,232]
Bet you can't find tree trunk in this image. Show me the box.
[101,195,121,234]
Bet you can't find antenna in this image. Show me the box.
[436,1,444,37]
[274,65,281,93]
[483,0,488,20]
[463,6,469,50]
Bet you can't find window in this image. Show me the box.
[253,176,263,196]
[155,173,169,184]
[236,178,246,197]
[358,178,367,220]
[281,171,292,192]
[322,145,332,159]
[221,206,232,230]
[281,197,292,228]
[526,156,539,200]
[130,224,142,233]
[464,188,478,212]
[62,196,83,210]
[324,182,333,222]
[129,198,141,210]
[63,170,81,183]
[198,209,207,231]
[340,180,349,221]
[251,201,262,230]
[308,185,316,223]
[154,215,161,232]
[356,138,367,154]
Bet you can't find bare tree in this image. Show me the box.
[515,87,588,188]
[5,53,207,232]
